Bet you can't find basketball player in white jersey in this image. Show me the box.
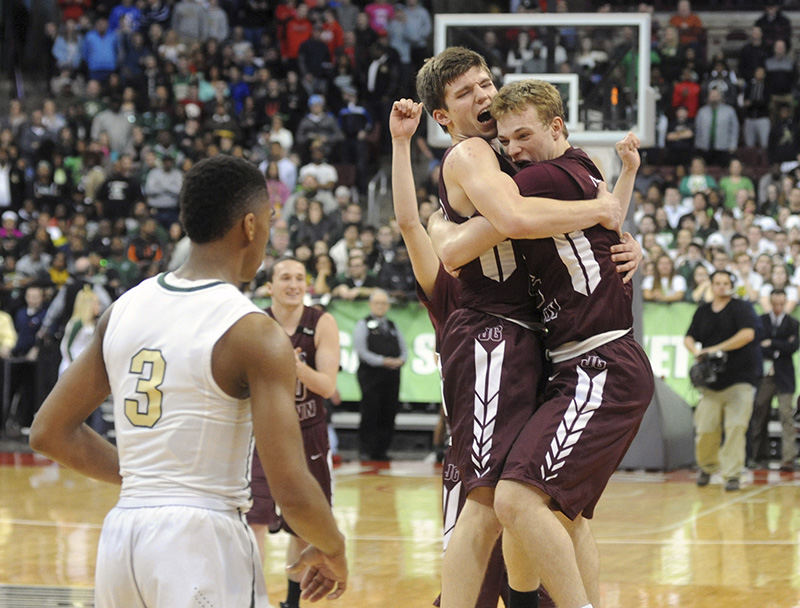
[30,155,347,607]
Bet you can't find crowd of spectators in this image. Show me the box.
[0,0,439,430]
[1,0,800,437]
[603,3,800,315]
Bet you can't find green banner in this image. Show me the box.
[329,300,440,403]
[262,299,793,406]
[641,302,699,404]
[642,301,800,406]
[331,301,704,404]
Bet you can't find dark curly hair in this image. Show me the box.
[179,155,267,243]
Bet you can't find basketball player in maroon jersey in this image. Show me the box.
[409,47,633,608]
[391,100,511,608]
[248,256,340,608]
[427,79,654,608]
[391,97,641,608]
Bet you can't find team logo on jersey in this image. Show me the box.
[529,275,546,309]
[580,355,607,371]
[541,299,561,323]
[477,325,503,343]
[443,462,460,483]
[296,400,317,421]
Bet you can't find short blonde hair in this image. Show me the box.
[490,79,569,138]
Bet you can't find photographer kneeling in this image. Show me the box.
[684,270,761,491]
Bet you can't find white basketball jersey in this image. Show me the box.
[103,272,264,511]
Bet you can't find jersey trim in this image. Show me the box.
[471,338,504,478]
[157,272,226,292]
[547,328,631,363]
[540,366,607,482]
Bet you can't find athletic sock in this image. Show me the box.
[508,588,539,608]
[285,579,301,607]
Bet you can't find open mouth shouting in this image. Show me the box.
[477,110,493,123]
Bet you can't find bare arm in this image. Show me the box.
[426,139,622,268]
[688,326,756,358]
[698,327,755,355]
[29,307,121,484]
[445,138,622,239]
[611,132,641,222]
[684,334,699,357]
[312,271,332,295]
[427,183,632,274]
[296,312,339,399]
[389,99,440,298]
[426,210,504,271]
[228,314,346,599]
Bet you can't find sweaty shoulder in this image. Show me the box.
[444,137,499,171]
[226,312,287,361]
[214,311,292,398]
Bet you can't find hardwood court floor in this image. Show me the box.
[2,453,800,607]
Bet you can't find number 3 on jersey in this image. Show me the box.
[124,349,166,427]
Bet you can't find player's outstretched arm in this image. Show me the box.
[390,99,440,297]
[227,314,347,596]
[446,138,623,239]
[29,307,121,485]
[612,132,641,222]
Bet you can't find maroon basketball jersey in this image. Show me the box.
[266,305,327,428]
[438,143,538,323]
[416,265,462,352]
[513,148,633,349]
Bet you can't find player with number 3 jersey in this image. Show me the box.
[29,156,347,608]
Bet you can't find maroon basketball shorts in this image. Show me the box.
[503,333,654,520]
[439,308,544,495]
[247,418,332,532]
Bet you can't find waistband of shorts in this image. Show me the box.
[116,495,244,513]
[464,307,546,334]
[546,328,631,363]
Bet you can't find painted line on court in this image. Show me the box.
[0,518,102,529]
[596,484,777,538]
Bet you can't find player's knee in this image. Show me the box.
[494,481,546,528]
[562,512,590,539]
[494,489,518,528]
[461,487,502,537]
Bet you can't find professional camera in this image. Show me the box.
[689,350,728,388]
